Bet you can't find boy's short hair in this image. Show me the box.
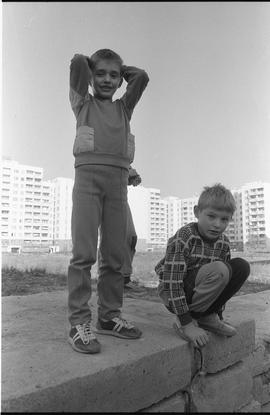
[197,183,236,214]
[89,49,123,71]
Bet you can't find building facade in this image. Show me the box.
[224,189,243,251]
[1,159,54,252]
[180,196,198,226]
[1,159,270,252]
[128,185,168,250]
[241,182,270,251]
[164,196,182,238]
[52,177,74,252]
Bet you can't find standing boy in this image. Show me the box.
[155,184,250,348]
[68,49,149,354]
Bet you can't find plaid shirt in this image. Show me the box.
[155,222,231,321]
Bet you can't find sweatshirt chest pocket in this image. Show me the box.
[73,126,94,156]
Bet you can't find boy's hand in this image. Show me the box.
[182,322,209,348]
[128,168,142,186]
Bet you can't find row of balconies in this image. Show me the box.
[2,233,52,240]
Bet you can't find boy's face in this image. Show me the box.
[91,59,122,100]
[194,206,232,241]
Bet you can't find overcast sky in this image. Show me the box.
[2,2,270,198]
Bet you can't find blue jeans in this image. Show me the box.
[67,164,129,326]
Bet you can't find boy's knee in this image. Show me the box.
[196,261,230,289]
[210,261,230,285]
[230,257,250,277]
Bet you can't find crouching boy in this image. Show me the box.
[155,183,250,348]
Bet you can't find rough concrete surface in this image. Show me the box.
[142,391,186,412]
[191,360,253,412]
[239,399,262,413]
[200,319,255,373]
[2,289,270,412]
[224,290,270,347]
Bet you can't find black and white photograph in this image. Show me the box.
[2,2,270,412]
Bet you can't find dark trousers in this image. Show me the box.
[68,165,128,326]
[165,258,250,320]
[190,258,250,319]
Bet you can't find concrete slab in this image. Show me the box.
[238,400,261,413]
[191,361,253,412]
[252,373,270,406]
[243,343,269,377]
[142,391,186,412]
[2,290,270,412]
[200,319,255,373]
[2,292,192,413]
[224,290,270,346]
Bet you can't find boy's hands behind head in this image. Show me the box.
[182,322,209,348]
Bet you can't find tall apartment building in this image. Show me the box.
[181,196,198,226]
[241,182,270,250]
[224,189,243,251]
[51,177,73,252]
[2,159,270,253]
[164,196,182,238]
[128,185,168,249]
[127,185,150,245]
[1,159,54,252]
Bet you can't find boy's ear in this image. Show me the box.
[193,205,199,219]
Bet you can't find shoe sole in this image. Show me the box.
[197,322,237,337]
[95,328,142,339]
[68,337,101,354]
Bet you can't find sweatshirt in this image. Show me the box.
[155,222,231,325]
[69,54,149,170]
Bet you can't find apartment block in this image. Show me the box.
[1,159,54,252]
[241,182,270,250]
[1,159,270,252]
[164,196,182,238]
[181,196,198,226]
[51,177,73,252]
[224,189,243,251]
[128,189,197,250]
[128,185,168,249]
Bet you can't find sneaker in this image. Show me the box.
[68,321,101,354]
[197,313,237,337]
[96,316,142,339]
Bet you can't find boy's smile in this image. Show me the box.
[91,59,122,100]
[194,206,232,241]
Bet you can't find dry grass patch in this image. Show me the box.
[1,251,270,297]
